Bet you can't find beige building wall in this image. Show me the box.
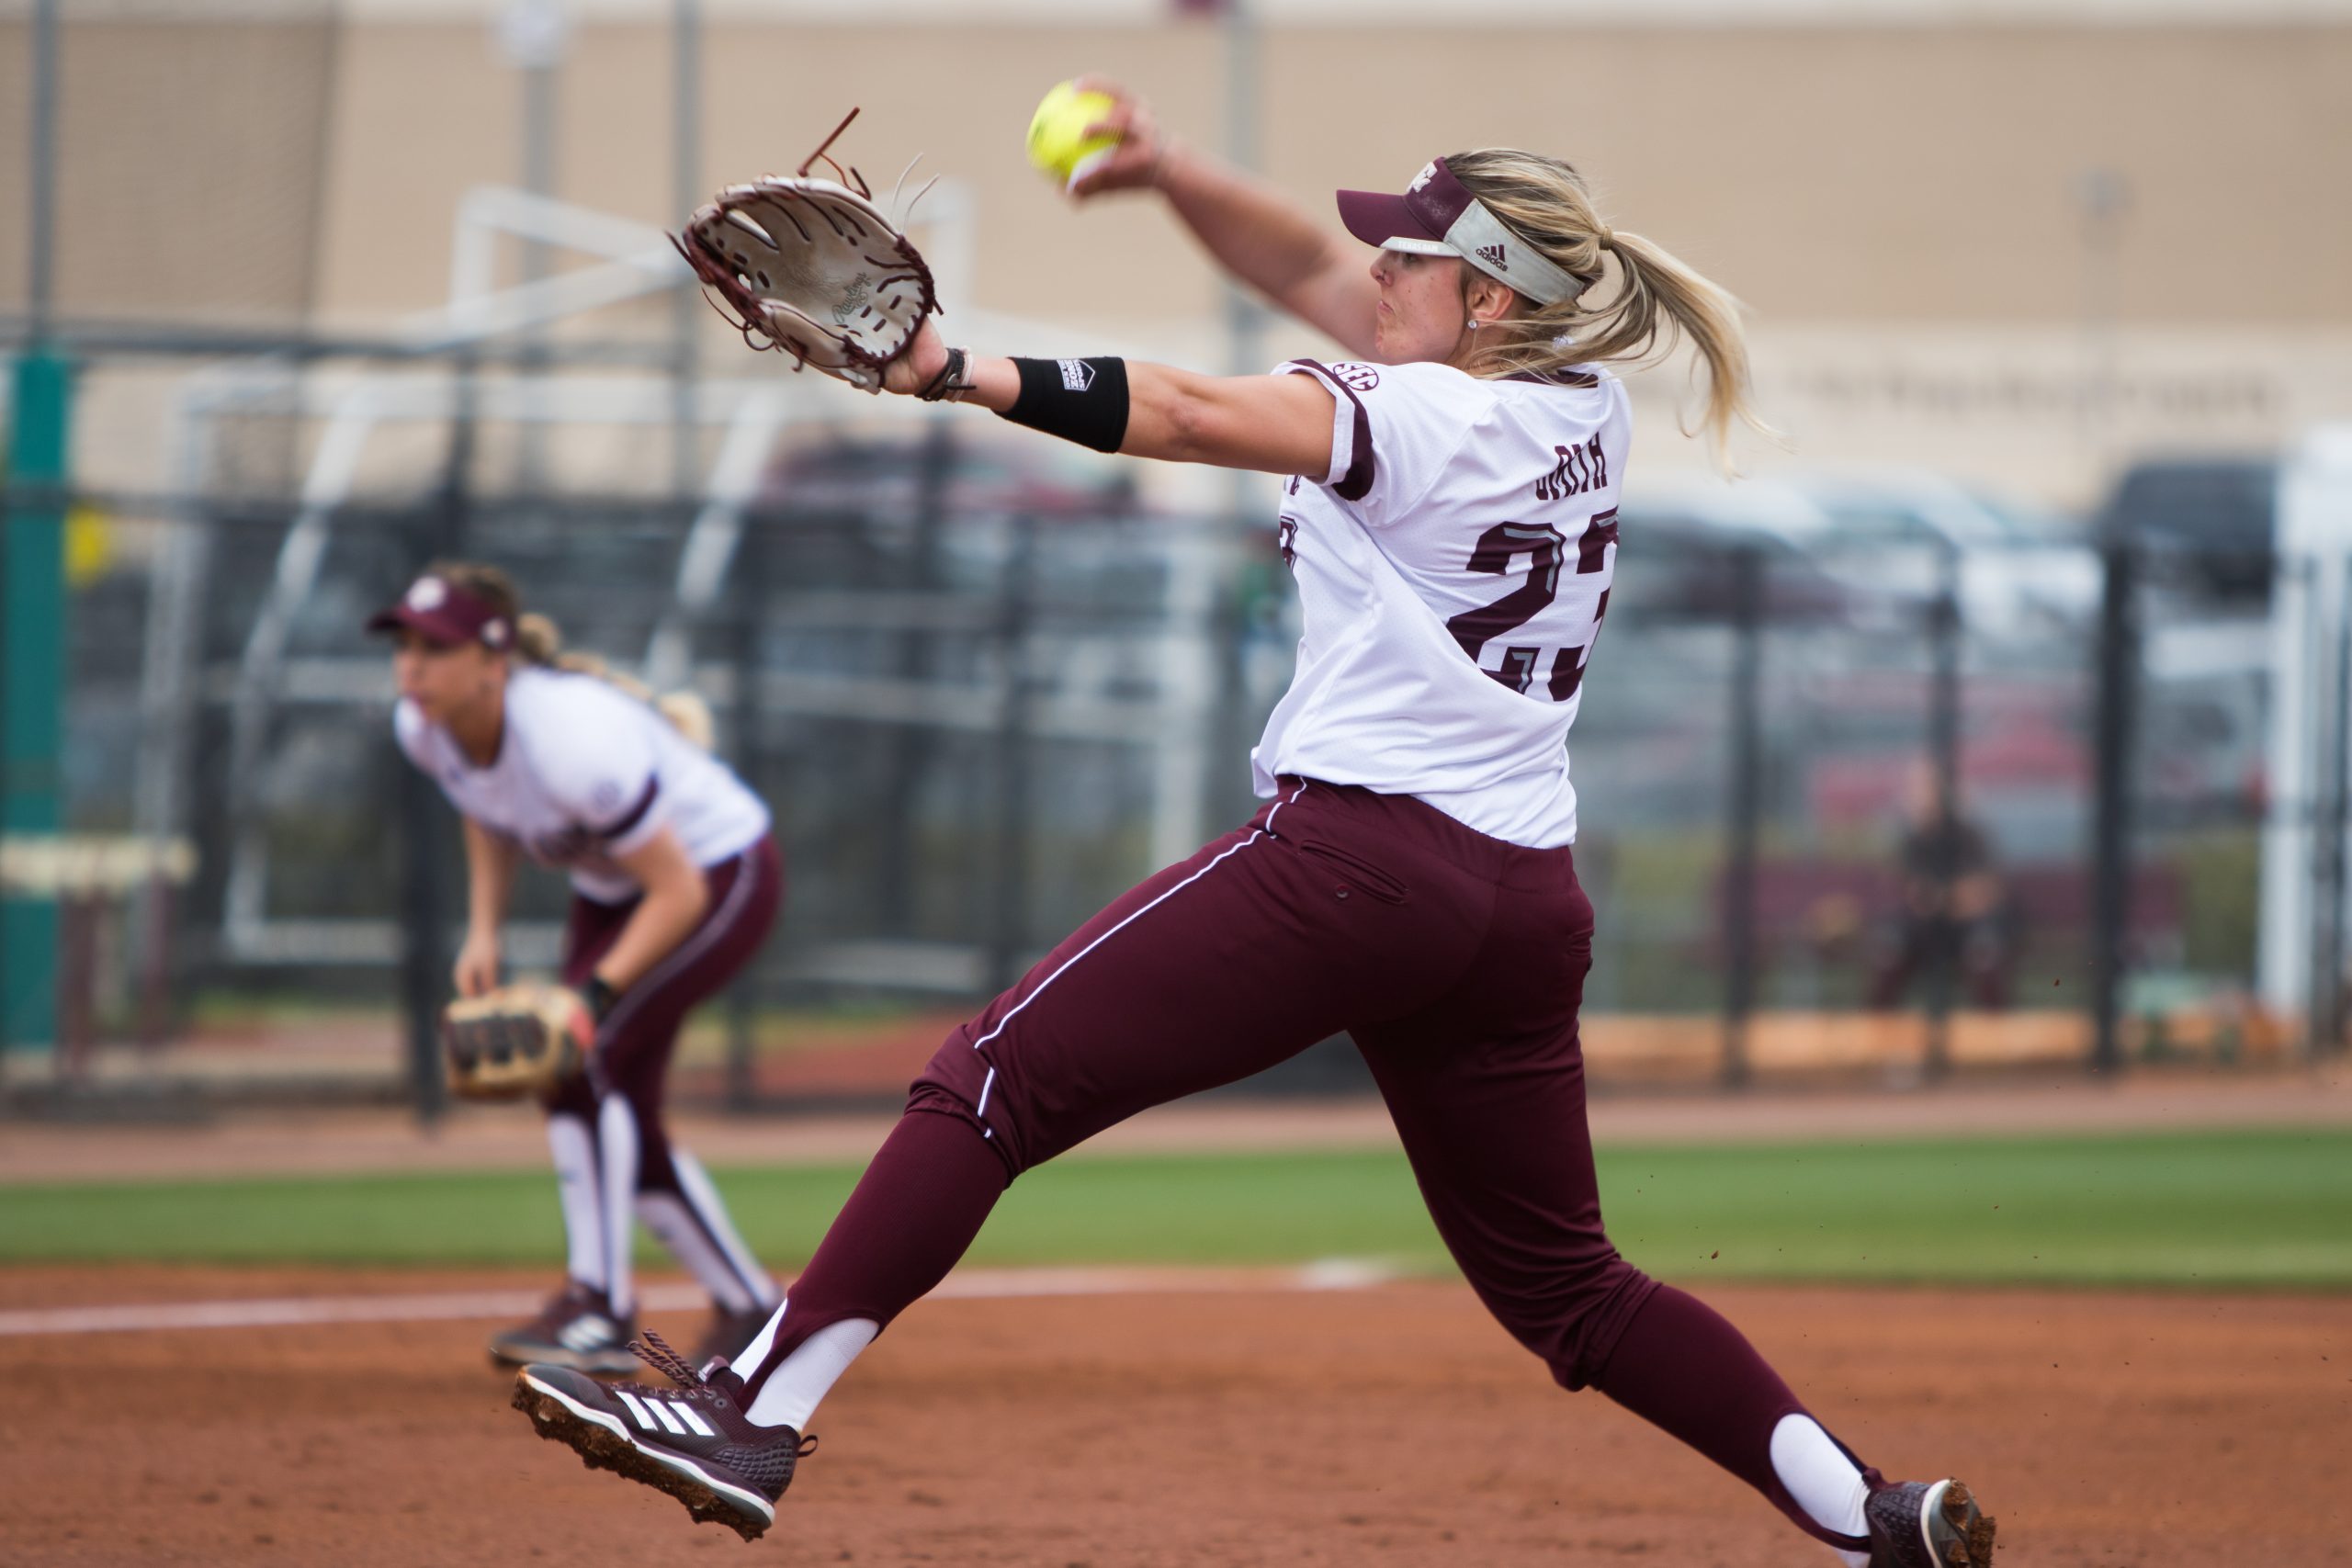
[314,21,2352,328]
[10,14,2346,500]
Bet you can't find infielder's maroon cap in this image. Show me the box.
[366,572,514,650]
[1337,156,1585,306]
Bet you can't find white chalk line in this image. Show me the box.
[0,1259,1396,1339]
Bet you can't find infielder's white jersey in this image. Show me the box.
[395,666,770,902]
[1253,356,1630,848]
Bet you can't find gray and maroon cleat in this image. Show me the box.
[487,1280,638,1376]
[511,1331,815,1542]
[1863,1472,1997,1567]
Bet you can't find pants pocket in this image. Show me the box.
[1295,838,1410,905]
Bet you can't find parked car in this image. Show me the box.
[1619,467,2102,641]
[1781,466,2102,637]
[2096,457,2277,604]
[1611,493,1863,626]
[1620,468,1953,632]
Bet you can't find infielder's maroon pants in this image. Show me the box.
[549,834,782,1192]
[750,785,1858,1551]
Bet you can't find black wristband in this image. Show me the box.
[583,976,620,1024]
[997,356,1129,454]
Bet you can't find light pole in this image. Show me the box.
[671,0,704,499]
[497,0,570,491]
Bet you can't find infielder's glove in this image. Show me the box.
[673,108,938,391]
[441,982,595,1101]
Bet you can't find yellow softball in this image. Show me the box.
[1026,81,1122,189]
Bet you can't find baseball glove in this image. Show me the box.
[441,982,595,1101]
[673,108,938,391]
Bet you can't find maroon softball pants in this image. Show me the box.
[931,776,1654,1382]
[752,784,1852,1550]
[549,834,782,1190]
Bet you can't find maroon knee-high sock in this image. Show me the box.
[1592,1284,1869,1552]
[736,1106,1006,1399]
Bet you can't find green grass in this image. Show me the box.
[3,1129,2347,1290]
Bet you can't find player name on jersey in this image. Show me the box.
[1256,357,1629,851]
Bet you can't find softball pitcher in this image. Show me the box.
[512,93,1996,1568]
[372,561,785,1373]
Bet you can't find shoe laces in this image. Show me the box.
[625,1330,819,1457]
[629,1329,707,1388]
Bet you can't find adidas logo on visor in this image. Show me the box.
[1476,243,1508,271]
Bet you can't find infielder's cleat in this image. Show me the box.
[511,1330,816,1542]
[1862,1472,1996,1568]
[487,1280,639,1376]
[695,1303,779,1369]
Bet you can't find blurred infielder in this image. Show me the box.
[371,561,785,1373]
[510,88,1996,1568]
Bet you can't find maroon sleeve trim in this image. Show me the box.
[592,776,661,841]
[1283,359,1376,502]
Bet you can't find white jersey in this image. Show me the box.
[395,665,770,902]
[1252,356,1630,849]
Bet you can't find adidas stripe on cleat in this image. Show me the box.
[487,1280,638,1376]
[512,1330,815,1542]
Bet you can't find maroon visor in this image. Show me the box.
[1336,157,1475,257]
[1336,156,1586,307]
[366,573,514,650]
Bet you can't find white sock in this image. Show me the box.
[1770,1413,1871,1567]
[744,1315,878,1432]
[545,1114,606,1292]
[732,1298,789,1374]
[595,1095,642,1318]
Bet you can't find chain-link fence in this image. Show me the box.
[0,378,2312,1116]
[3,363,1259,1113]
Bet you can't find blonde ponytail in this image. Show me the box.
[1445,149,1776,465]
[656,691,717,751]
[424,558,717,750]
[514,610,563,666]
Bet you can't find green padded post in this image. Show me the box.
[3,351,72,1054]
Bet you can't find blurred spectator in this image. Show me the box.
[1869,763,2018,1011]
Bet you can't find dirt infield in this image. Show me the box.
[3,1267,2345,1566]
